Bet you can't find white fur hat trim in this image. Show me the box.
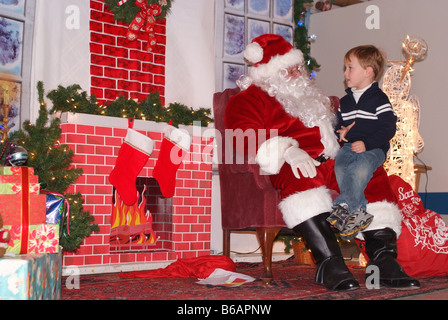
[244,42,263,65]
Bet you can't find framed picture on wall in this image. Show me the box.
[0,0,25,16]
[0,0,35,132]
[0,16,24,77]
[0,80,21,132]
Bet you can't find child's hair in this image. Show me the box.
[344,45,386,80]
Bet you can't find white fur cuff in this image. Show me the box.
[125,128,155,155]
[279,186,333,229]
[356,201,402,240]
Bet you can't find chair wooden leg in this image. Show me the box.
[256,227,281,285]
[223,229,231,257]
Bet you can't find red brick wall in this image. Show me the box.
[60,115,213,270]
[89,0,166,104]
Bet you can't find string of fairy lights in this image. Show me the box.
[45,84,213,128]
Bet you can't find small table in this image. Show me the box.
[414,163,432,192]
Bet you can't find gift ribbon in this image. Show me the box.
[41,190,70,236]
[125,0,162,51]
[20,167,30,253]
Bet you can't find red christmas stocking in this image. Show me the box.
[153,125,192,198]
[109,121,154,205]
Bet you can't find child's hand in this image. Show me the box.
[337,122,355,142]
[351,141,366,153]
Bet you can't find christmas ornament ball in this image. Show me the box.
[7,145,28,166]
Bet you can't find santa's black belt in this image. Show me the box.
[314,155,329,164]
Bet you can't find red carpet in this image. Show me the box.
[61,258,448,300]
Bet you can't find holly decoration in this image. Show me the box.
[105,0,172,23]
[104,0,173,51]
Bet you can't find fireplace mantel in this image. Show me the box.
[60,112,213,137]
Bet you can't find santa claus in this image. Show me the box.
[225,34,420,291]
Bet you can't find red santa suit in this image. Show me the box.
[225,83,401,237]
[224,34,419,291]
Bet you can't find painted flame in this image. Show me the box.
[111,186,148,228]
[111,186,157,245]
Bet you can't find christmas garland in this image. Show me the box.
[294,0,320,74]
[46,84,213,128]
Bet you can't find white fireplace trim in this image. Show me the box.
[59,112,215,137]
[62,261,175,276]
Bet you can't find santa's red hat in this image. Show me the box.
[243,34,304,78]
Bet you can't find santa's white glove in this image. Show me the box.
[284,146,320,179]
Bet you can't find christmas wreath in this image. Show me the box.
[104,0,174,51]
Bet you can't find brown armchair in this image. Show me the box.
[213,87,286,285]
[213,87,339,284]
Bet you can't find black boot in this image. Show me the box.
[363,228,420,290]
[294,212,360,291]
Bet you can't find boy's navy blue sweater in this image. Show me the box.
[336,82,397,155]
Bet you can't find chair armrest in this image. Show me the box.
[222,163,275,190]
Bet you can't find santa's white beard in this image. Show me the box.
[237,69,336,128]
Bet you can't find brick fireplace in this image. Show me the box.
[59,112,214,274]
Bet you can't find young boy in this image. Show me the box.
[326,45,397,240]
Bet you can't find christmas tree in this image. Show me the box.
[3,82,99,251]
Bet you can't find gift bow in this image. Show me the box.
[126,0,162,52]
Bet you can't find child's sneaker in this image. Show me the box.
[354,208,374,231]
[326,204,350,231]
[339,216,360,241]
[339,208,374,241]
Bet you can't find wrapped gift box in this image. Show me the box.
[0,183,40,194]
[0,194,47,225]
[5,224,59,254]
[0,167,40,194]
[0,166,38,179]
[0,167,39,189]
[44,192,65,225]
[0,251,62,300]
[1,166,46,226]
[0,166,55,254]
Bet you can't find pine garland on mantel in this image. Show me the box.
[47,84,214,128]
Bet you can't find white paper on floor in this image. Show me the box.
[196,268,256,287]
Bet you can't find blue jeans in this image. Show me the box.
[333,143,386,213]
